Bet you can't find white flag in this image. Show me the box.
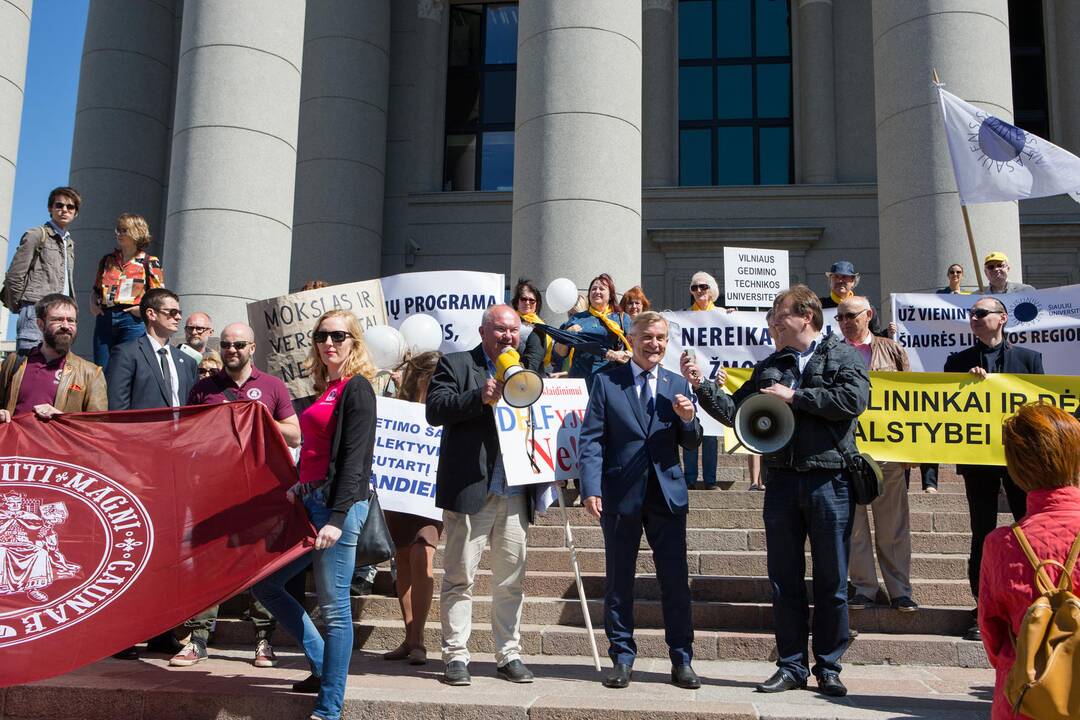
[938,87,1080,205]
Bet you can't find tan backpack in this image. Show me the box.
[1004,524,1080,719]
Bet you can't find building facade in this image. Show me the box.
[3,0,1080,343]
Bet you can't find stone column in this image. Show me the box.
[164,0,305,325]
[872,0,1020,306]
[1054,0,1080,154]
[797,0,837,184]
[0,0,32,309]
[642,0,676,187]
[382,0,449,273]
[68,0,176,336]
[291,0,390,288]
[511,1,642,316]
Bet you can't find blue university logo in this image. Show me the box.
[978,117,1026,162]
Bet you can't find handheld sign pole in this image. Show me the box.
[557,485,602,671]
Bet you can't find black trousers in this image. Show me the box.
[962,467,1026,599]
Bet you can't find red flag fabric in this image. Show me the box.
[0,402,313,686]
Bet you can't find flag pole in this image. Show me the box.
[934,68,986,293]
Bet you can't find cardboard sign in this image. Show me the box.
[493,379,589,485]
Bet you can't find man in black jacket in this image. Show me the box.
[944,296,1043,642]
[683,285,869,698]
[426,304,542,687]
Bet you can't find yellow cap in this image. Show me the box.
[984,251,1009,265]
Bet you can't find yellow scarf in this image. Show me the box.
[690,302,716,311]
[830,290,847,305]
[517,311,554,368]
[588,305,631,351]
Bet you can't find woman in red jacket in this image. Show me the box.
[978,403,1080,720]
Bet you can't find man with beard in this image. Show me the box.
[179,311,214,360]
[0,293,106,421]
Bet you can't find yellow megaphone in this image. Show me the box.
[494,347,544,408]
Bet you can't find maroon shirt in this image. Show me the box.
[15,347,66,415]
[187,367,295,421]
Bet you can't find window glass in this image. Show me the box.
[717,127,754,185]
[480,132,515,191]
[759,127,790,185]
[680,129,713,186]
[715,0,751,58]
[482,70,516,124]
[449,5,483,67]
[679,66,714,121]
[444,134,477,191]
[716,65,752,119]
[756,63,790,118]
[755,0,789,56]
[679,0,713,59]
[485,4,519,65]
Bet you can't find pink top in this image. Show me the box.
[298,378,346,484]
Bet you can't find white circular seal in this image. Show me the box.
[0,456,153,648]
[246,388,263,401]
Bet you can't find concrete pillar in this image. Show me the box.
[0,0,32,303]
[511,1,642,317]
[290,0,390,288]
[872,0,1020,306]
[1053,0,1080,154]
[642,0,677,187]
[68,0,176,337]
[164,0,305,326]
[797,0,837,183]
[381,0,449,273]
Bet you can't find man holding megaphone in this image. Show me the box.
[682,285,869,699]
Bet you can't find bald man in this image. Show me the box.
[182,311,214,353]
[170,322,300,669]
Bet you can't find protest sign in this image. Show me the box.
[372,397,442,522]
[893,285,1080,374]
[381,270,504,353]
[248,281,386,400]
[723,246,788,308]
[720,367,1080,465]
[494,379,589,485]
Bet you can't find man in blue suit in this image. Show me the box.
[579,310,703,690]
[107,287,197,411]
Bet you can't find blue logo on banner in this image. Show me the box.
[979,117,1026,161]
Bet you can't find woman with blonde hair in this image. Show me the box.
[197,350,223,380]
[979,403,1080,720]
[252,309,377,720]
[89,213,164,368]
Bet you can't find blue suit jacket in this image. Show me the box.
[106,334,197,410]
[579,363,703,515]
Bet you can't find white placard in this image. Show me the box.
[723,246,789,308]
[493,379,590,485]
[380,270,504,353]
[371,396,442,522]
[893,285,1080,374]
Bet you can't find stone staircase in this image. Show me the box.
[217,457,1002,670]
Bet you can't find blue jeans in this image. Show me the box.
[252,487,369,720]
[92,306,146,370]
[15,302,42,354]
[763,468,853,681]
[683,435,718,487]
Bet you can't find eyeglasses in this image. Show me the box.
[836,309,869,321]
[153,307,182,319]
[517,297,537,305]
[185,325,211,335]
[219,341,251,351]
[970,308,1004,319]
[114,227,127,236]
[690,284,710,292]
[52,202,76,211]
[312,330,352,344]
[197,367,216,376]
[985,263,1007,271]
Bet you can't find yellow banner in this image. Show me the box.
[721,368,1080,465]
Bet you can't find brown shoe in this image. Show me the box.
[383,643,410,661]
[408,647,428,665]
[253,640,277,668]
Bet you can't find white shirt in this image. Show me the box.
[630,360,658,403]
[146,334,180,407]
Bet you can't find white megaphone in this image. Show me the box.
[733,392,796,454]
[494,347,544,407]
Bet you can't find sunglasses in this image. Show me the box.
[970,308,1004,319]
[948,270,963,275]
[312,330,352,344]
[197,367,216,376]
[153,308,182,319]
[219,341,251,350]
[836,309,869,321]
[52,202,76,211]
[517,297,537,304]
[690,284,710,292]
[185,325,211,334]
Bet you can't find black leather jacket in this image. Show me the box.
[695,333,870,471]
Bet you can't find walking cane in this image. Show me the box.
[557,485,603,671]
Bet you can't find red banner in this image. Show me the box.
[0,402,313,686]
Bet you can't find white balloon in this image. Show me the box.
[545,277,579,314]
[364,325,406,371]
[399,313,443,354]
